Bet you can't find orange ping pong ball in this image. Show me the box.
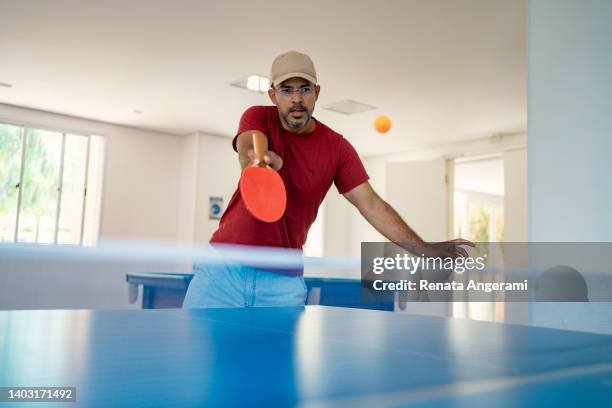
[374,115,391,133]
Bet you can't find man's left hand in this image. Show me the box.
[422,238,475,259]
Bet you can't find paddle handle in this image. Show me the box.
[252,132,267,167]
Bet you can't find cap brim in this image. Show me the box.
[272,72,317,87]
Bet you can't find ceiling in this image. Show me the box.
[0,0,526,157]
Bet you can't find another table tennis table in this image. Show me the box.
[125,272,394,311]
[1,306,611,407]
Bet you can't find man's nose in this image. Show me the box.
[290,91,304,104]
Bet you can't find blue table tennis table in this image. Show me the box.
[1,306,611,407]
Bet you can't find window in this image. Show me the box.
[0,121,104,246]
[454,191,504,243]
[453,156,505,243]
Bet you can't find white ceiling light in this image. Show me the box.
[246,75,259,91]
[231,75,270,93]
[324,100,377,115]
[259,76,270,91]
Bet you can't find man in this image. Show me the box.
[183,51,471,308]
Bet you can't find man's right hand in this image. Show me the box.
[236,130,284,171]
[248,149,283,171]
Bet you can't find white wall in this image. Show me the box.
[528,0,612,334]
[193,132,241,243]
[314,155,386,278]
[528,0,612,242]
[504,149,527,242]
[387,159,450,317]
[386,160,448,242]
[177,133,199,242]
[501,148,529,325]
[344,156,388,258]
[321,192,353,257]
[305,154,386,277]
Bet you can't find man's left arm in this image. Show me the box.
[343,182,472,258]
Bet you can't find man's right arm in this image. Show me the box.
[235,130,283,171]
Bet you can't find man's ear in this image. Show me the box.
[314,84,321,102]
[268,88,278,105]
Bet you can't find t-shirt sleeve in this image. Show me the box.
[334,137,370,194]
[232,106,269,152]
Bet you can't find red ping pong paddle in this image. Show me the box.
[239,132,287,222]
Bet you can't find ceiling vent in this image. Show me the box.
[323,99,377,115]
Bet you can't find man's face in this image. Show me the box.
[268,77,320,130]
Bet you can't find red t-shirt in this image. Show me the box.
[211,105,369,256]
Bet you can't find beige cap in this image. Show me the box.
[270,51,317,87]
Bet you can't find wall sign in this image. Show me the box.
[209,196,224,220]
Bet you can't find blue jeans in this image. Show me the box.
[182,261,307,308]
